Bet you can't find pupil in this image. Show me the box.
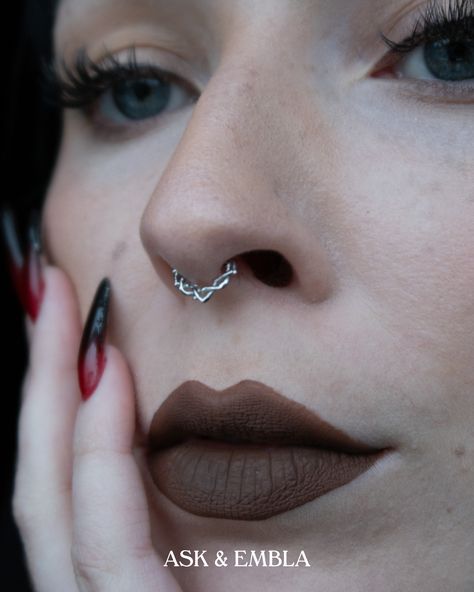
[134,82,153,100]
[113,78,171,120]
[448,41,468,62]
[424,38,474,81]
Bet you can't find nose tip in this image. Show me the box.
[138,157,335,304]
[141,192,333,304]
[140,205,256,289]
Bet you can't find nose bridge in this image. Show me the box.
[154,57,288,205]
[140,48,333,304]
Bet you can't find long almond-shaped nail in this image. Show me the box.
[78,278,111,401]
[0,205,27,310]
[23,210,45,322]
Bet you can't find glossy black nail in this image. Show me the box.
[77,278,112,401]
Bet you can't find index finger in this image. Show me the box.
[71,279,182,592]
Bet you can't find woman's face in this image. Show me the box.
[43,0,474,589]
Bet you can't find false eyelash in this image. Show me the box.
[42,45,180,110]
[380,0,474,54]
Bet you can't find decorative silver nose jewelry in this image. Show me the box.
[172,259,238,303]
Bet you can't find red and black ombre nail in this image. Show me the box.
[23,210,45,322]
[0,205,27,311]
[78,278,111,401]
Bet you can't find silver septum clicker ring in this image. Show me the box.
[172,259,238,303]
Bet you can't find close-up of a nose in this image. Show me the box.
[139,61,334,306]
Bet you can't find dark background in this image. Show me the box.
[1,1,59,589]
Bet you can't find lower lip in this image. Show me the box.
[148,438,384,520]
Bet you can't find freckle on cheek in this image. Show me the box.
[111,241,128,261]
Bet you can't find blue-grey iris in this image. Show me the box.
[424,38,474,81]
[112,78,171,120]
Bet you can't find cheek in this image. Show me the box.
[41,159,137,319]
[331,131,474,371]
[42,123,167,310]
[42,177,109,317]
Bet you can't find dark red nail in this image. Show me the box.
[0,205,27,311]
[78,279,111,401]
[23,210,45,322]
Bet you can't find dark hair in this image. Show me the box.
[1,6,61,585]
[2,0,61,229]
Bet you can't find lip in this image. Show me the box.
[146,380,387,520]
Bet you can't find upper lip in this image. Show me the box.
[147,379,381,455]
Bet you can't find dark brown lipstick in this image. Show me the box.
[147,380,387,520]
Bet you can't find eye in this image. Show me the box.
[95,76,192,125]
[47,47,201,134]
[376,0,474,90]
[393,37,474,81]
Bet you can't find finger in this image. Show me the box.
[13,265,83,592]
[23,317,34,399]
[72,344,183,592]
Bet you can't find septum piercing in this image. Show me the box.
[172,259,238,303]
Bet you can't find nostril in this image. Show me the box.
[239,250,294,288]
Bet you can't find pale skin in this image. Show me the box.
[12,0,474,590]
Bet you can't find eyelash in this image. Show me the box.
[44,46,198,114]
[379,0,474,56]
[44,0,474,119]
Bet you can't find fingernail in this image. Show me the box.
[23,210,45,322]
[0,205,27,310]
[78,278,111,401]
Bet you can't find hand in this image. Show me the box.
[12,264,183,592]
